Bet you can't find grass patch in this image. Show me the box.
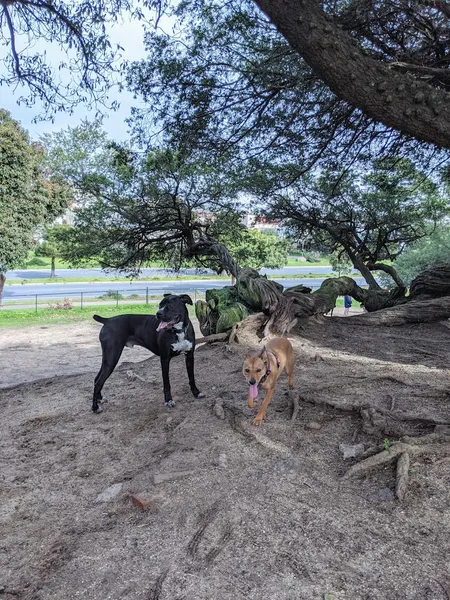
[0,297,362,328]
[0,303,160,328]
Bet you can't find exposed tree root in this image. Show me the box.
[221,401,292,454]
[342,433,450,500]
[290,389,300,422]
[395,451,410,502]
[196,332,229,345]
[299,393,450,437]
[222,402,255,442]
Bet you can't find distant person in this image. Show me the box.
[343,295,352,317]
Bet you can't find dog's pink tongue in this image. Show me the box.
[156,321,169,332]
[249,384,259,399]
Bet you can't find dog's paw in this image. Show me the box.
[92,405,103,414]
[251,417,263,426]
[196,392,205,399]
[165,400,176,408]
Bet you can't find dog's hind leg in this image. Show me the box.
[185,350,205,399]
[92,344,123,413]
[286,353,295,388]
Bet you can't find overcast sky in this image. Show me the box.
[1,16,149,142]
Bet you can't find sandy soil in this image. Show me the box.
[1,314,450,600]
[0,319,202,389]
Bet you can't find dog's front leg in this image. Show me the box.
[251,387,275,426]
[185,350,205,399]
[160,356,175,408]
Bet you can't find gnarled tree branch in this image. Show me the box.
[253,0,450,149]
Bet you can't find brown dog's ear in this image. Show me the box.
[179,294,193,305]
[259,345,266,358]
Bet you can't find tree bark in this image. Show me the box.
[348,296,450,326]
[0,272,5,308]
[252,0,450,149]
[50,256,56,279]
[409,265,450,300]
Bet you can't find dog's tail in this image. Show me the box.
[93,314,108,324]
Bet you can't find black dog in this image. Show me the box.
[92,293,204,413]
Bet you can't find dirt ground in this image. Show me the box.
[1,314,450,599]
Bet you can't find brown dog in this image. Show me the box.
[242,337,295,425]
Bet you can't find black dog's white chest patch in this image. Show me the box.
[171,331,193,353]
[170,323,192,352]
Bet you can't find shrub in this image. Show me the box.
[27,257,48,267]
[101,290,124,300]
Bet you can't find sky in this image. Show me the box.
[0,15,149,142]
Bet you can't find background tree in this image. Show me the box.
[383,226,450,288]
[329,248,353,278]
[0,110,70,305]
[35,225,71,278]
[227,229,289,271]
[272,158,448,296]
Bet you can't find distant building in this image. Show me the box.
[241,213,283,234]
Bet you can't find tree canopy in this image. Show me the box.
[41,120,247,274]
[2,0,450,158]
[0,0,154,117]
[127,0,450,186]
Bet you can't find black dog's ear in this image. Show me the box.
[179,294,193,305]
[163,293,172,298]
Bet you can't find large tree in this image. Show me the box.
[0,109,70,304]
[42,121,245,274]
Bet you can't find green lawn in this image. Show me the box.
[0,297,362,328]
[0,303,160,328]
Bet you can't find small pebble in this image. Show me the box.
[306,421,322,430]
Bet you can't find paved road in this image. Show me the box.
[3,276,368,302]
[6,264,334,281]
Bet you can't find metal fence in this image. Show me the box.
[1,287,206,312]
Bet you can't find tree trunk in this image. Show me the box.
[50,256,56,279]
[409,265,450,300]
[367,262,406,290]
[186,238,241,279]
[0,273,5,308]
[348,296,450,326]
[352,256,381,290]
[252,0,450,149]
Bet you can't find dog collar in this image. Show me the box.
[259,349,280,384]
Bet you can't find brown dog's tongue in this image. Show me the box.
[249,384,259,399]
[156,321,170,332]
